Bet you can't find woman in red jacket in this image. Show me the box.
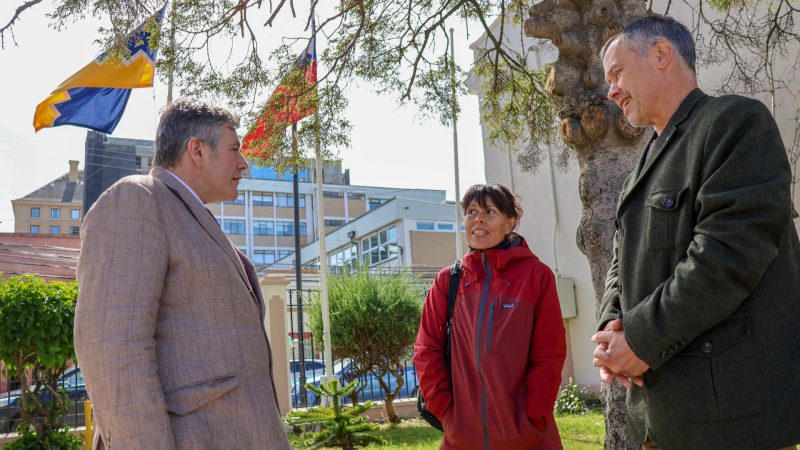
[414,183,567,449]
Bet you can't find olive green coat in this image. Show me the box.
[600,89,800,450]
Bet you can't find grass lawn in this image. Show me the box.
[288,411,604,449]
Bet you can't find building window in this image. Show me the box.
[416,221,435,231]
[222,219,246,235]
[253,250,276,265]
[368,198,387,211]
[361,225,398,266]
[278,250,293,260]
[135,156,152,170]
[323,191,344,198]
[50,225,60,234]
[437,222,455,231]
[252,192,274,207]
[69,226,80,235]
[253,220,275,236]
[71,209,80,220]
[276,221,307,236]
[276,193,305,208]
[348,192,365,200]
[50,208,61,219]
[324,219,346,227]
[328,243,359,272]
[224,192,245,205]
[30,225,40,234]
[31,207,40,218]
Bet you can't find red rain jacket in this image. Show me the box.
[414,238,566,449]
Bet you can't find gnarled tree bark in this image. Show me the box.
[525,1,651,448]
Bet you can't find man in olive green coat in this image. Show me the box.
[592,15,800,450]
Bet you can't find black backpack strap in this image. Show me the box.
[443,260,462,371]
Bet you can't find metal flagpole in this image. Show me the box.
[309,8,337,395]
[449,28,463,258]
[291,123,308,405]
[166,0,176,104]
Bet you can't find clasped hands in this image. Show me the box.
[591,319,649,389]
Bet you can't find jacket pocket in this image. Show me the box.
[644,316,762,421]
[164,374,239,416]
[645,187,690,250]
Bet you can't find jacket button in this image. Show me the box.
[701,341,713,353]
[663,197,675,208]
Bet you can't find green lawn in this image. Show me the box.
[288,412,604,449]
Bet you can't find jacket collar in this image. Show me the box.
[620,88,707,208]
[461,236,536,284]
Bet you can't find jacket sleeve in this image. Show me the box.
[598,229,623,331]
[413,268,453,419]
[74,181,177,449]
[526,268,567,421]
[623,98,793,370]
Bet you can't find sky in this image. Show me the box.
[0,4,487,233]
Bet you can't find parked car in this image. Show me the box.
[0,367,87,433]
[291,360,418,408]
[289,358,325,384]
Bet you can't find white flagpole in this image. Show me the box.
[310,7,337,395]
[449,28,463,258]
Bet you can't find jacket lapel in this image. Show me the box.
[237,247,266,314]
[151,167,254,296]
[618,89,707,211]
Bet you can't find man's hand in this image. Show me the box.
[592,319,647,388]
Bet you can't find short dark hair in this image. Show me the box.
[601,14,696,73]
[461,183,523,222]
[154,98,240,168]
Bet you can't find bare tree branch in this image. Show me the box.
[0,0,43,49]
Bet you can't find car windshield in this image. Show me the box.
[59,369,84,390]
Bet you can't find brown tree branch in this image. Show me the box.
[0,0,43,49]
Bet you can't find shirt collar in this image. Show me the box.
[164,169,205,206]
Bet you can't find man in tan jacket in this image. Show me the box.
[75,98,291,449]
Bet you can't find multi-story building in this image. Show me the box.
[207,175,449,270]
[12,160,84,236]
[271,196,464,280]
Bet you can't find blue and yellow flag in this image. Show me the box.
[33,7,165,133]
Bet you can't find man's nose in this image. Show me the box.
[607,84,620,102]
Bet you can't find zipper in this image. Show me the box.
[476,252,491,450]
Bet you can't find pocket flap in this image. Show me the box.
[646,187,688,211]
[165,374,238,416]
[680,316,750,357]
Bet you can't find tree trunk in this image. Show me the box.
[524,1,651,448]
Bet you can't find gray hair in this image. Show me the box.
[154,98,240,168]
[601,15,696,73]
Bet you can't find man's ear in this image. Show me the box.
[184,137,206,168]
[652,39,675,69]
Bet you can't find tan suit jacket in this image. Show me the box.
[75,167,290,449]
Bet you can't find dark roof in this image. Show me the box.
[0,234,80,281]
[17,171,84,204]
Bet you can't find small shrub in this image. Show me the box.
[4,424,83,450]
[285,380,385,449]
[555,377,588,415]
